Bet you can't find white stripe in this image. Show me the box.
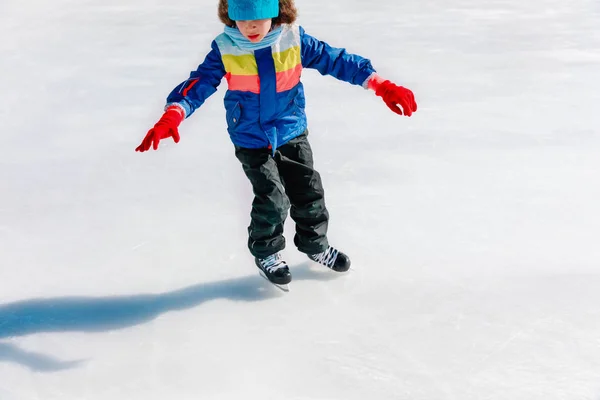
[215,24,301,56]
[215,33,252,56]
[271,24,300,54]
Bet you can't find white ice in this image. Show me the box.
[1,0,600,399]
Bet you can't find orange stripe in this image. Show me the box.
[182,78,199,96]
[225,72,260,93]
[276,63,302,93]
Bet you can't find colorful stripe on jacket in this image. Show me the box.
[215,25,302,94]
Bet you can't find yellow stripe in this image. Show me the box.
[222,54,258,76]
[273,46,301,73]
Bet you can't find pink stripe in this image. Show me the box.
[226,73,260,93]
[276,64,302,93]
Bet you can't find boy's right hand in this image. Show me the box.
[135,107,184,152]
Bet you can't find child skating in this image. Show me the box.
[136,0,418,288]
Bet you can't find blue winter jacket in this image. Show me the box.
[165,24,376,150]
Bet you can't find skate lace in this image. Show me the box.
[260,253,287,273]
[310,246,338,268]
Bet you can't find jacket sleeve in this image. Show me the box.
[165,40,226,118]
[299,26,376,88]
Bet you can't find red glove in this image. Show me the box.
[368,75,417,117]
[135,106,184,152]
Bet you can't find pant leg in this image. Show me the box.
[235,146,290,259]
[275,132,329,254]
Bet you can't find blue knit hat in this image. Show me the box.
[228,0,280,21]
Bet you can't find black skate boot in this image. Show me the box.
[308,246,351,272]
[255,252,292,286]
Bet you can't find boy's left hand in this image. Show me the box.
[369,75,417,117]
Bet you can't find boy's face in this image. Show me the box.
[235,19,272,43]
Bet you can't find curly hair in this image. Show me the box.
[218,0,298,28]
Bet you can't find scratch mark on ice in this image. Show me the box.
[131,242,148,251]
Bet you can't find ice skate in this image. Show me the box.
[255,252,292,290]
[308,246,351,272]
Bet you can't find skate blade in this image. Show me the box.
[258,271,290,292]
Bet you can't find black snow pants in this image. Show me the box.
[234,131,329,259]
